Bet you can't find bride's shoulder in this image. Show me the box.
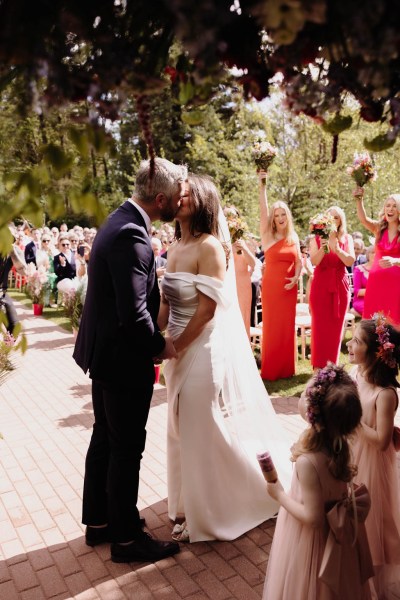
[200,233,225,254]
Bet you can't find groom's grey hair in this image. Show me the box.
[134,158,188,204]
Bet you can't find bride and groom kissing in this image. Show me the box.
[73,157,291,563]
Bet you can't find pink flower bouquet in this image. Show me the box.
[347,152,377,188]
[223,206,249,254]
[252,141,277,172]
[309,212,337,254]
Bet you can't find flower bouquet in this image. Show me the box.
[0,318,27,385]
[347,152,377,188]
[223,206,249,254]
[25,263,49,305]
[309,212,337,254]
[252,141,277,172]
[63,276,88,332]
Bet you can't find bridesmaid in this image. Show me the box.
[232,238,256,338]
[309,206,355,370]
[258,170,301,380]
[354,188,400,325]
[347,316,400,598]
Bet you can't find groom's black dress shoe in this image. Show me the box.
[85,518,146,547]
[111,531,180,563]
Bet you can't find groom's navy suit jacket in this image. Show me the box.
[73,201,165,384]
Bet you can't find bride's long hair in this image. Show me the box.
[175,174,221,240]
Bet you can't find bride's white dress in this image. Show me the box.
[163,272,294,542]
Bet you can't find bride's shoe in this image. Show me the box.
[171,521,190,542]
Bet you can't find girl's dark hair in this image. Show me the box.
[175,174,220,240]
[292,366,362,482]
[358,319,400,388]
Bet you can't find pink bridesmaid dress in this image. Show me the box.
[263,452,373,599]
[363,230,400,324]
[352,369,400,598]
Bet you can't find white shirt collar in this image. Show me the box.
[128,199,152,235]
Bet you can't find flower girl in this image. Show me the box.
[347,315,400,599]
[263,364,373,600]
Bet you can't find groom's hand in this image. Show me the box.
[156,337,178,360]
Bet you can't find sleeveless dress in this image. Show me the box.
[261,239,297,380]
[233,251,252,338]
[352,264,370,316]
[363,230,400,325]
[351,369,400,598]
[162,272,293,542]
[309,236,350,369]
[263,452,373,600]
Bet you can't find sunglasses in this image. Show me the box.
[42,239,51,243]
[61,243,70,247]
[70,239,78,243]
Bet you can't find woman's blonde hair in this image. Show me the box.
[376,194,400,242]
[327,205,348,237]
[268,201,296,245]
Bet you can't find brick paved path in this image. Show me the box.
[1,300,398,599]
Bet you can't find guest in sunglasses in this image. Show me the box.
[54,235,77,293]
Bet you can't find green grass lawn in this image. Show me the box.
[8,289,72,332]
[264,332,353,397]
[9,286,354,397]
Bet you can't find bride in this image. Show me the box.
[158,174,294,542]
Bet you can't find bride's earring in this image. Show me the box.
[333,436,343,454]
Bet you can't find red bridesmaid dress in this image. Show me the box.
[261,239,297,380]
[309,236,350,369]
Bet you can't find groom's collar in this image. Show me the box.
[128,199,152,235]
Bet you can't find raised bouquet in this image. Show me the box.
[223,206,249,254]
[347,152,377,188]
[252,141,277,172]
[309,212,337,254]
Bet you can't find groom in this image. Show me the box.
[73,157,187,562]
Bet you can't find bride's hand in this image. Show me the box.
[266,480,284,502]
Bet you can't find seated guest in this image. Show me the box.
[351,245,375,317]
[24,227,42,265]
[151,237,167,278]
[352,237,367,270]
[54,236,77,292]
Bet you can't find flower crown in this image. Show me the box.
[373,312,397,369]
[305,363,343,431]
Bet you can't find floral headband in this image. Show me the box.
[305,363,343,431]
[373,312,397,369]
